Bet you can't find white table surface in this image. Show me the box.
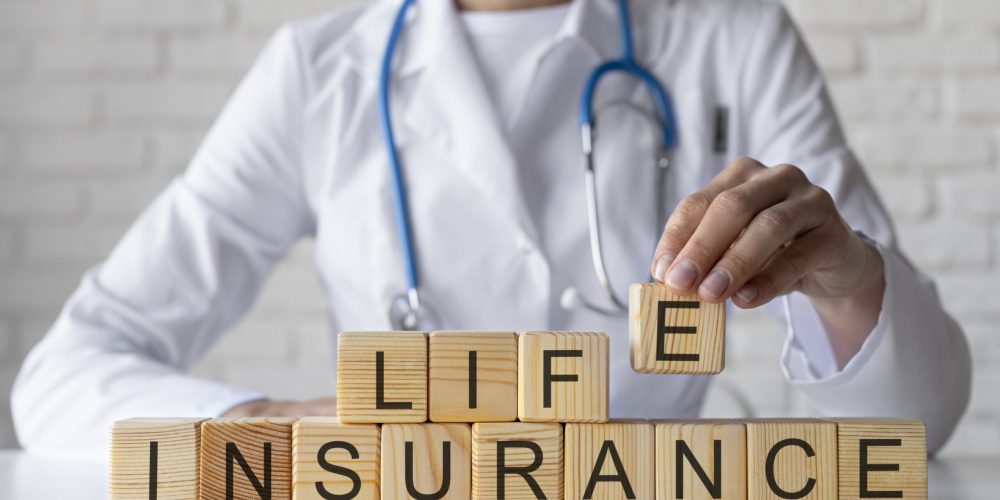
[0,449,996,499]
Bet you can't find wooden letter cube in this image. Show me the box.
[564,421,654,500]
[430,331,518,422]
[292,417,380,500]
[628,284,725,374]
[472,422,563,499]
[111,418,205,500]
[746,419,838,500]
[655,420,747,500]
[337,331,428,423]
[517,331,608,423]
[832,418,927,500]
[200,418,295,500]
[381,423,472,499]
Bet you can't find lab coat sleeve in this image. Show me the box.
[11,25,315,457]
[736,4,971,453]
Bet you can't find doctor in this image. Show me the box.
[13,0,970,457]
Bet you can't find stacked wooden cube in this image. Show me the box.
[110,285,927,499]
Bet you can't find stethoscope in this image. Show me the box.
[382,0,677,331]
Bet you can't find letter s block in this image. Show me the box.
[472,422,563,500]
[517,331,608,423]
[628,284,725,374]
[564,421,654,500]
[831,418,927,500]
[111,418,206,500]
[746,419,837,500]
[337,331,428,423]
[381,423,472,500]
[292,417,380,500]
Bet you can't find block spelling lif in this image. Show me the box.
[655,420,747,500]
[337,331,428,423]
[472,422,564,500]
[746,419,838,500]
[200,418,295,500]
[111,418,206,500]
[629,283,725,374]
[832,418,927,500]
[518,331,608,423]
[429,331,518,422]
[292,417,380,500]
[381,423,472,500]
[564,421,655,500]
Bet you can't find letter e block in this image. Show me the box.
[655,420,747,500]
[292,417,380,500]
[430,331,518,422]
[337,331,428,423]
[472,422,563,499]
[381,423,472,499]
[628,284,725,374]
[111,418,206,500]
[517,331,608,422]
[200,418,295,500]
[565,421,654,500]
[746,419,837,500]
[832,418,927,500]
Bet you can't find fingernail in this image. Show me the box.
[653,254,674,282]
[666,259,699,290]
[700,269,731,299]
[736,283,759,303]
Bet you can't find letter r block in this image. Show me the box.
[291,417,380,500]
[831,418,927,500]
[337,331,428,423]
[472,422,563,500]
[655,420,747,500]
[746,419,837,500]
[564,421,654,500]
[381,423,472,500]
[111,418,205,500]
[200,418,295,500]
[517,331,609,423]
[628,284,725,374]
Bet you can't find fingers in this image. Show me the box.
[731,226,837,309]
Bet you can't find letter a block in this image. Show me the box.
[655,420,747,500]
[381,423,472,499]
[111,418,206,499]
[832,419,927,500]
[430,331,518,422]
[629,284,725,374]
[200,418,295,500]
[472,422,563,499]
[517,331,608,422]
[337,331,428,423]
[746,419,837,500]
[564,421,654,500]
[292,417,380,500]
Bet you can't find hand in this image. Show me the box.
[222,397,337,418]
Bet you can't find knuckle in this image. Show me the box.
[771,163,807,184]
[712,188,752,214]
[757,207,793,233]
[806,185,835,209]
[677,192,712,217]
[722,249,755,278]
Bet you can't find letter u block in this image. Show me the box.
[628,284,725,374]
[472,422,563,499]
[564,421,654,500]
[292,417,380,500]
[111,418,206,499]
[746,419,838,500]
[200,418,295,500]
[831,418,927,500]
[337,331,428,423]
[655,420,747,500]
[381,423,472,499]
[429,331,518,422]
[517,331,608,423]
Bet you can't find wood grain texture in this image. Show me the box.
[564,421,654,500]
[830,418,927,500]
[472,422,563,500]
[429,331,518,423]
[291,417,380,500]
[381,423,472,500]
[746,419,837,500]
[111,418,206,500]
[336,331,428,423]
[655,420,747,500]
[200,418,295,500]
[628,283,725,374]
[517,331,608,423]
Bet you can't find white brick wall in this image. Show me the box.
[0,0,997,458]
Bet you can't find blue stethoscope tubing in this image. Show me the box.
[380,0,677,330]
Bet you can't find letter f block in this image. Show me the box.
[629,283,725,374]
[517,331,608,423]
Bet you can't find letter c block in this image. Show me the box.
[746,419,837,500]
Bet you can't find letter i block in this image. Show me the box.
[200,418,295,500]
[564,421,655,500]
[628,283,725,374]
[831,419,927,500]
[292,417,381,500]
[430,331,518,422]
[655,420,747,500]
[472,422,563,500]
[337,331,428,423]
[111,418,206,499]
[381,423,472,499]
[517,331,608,422]
[746,419,838,500]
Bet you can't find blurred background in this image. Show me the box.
[0,0,996,456]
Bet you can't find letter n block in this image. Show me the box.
[831,418,927,500]
[429,331,518,422]
[746,419,837,500]
[200,418,295,500]
[381,423,472,499]
[337,331,428,423]
[655,420,747,500]
[564,421,654,499]
[111,418,205,499]
[628,283,725,374]
[472,422,563,499]
[292,417,380,500]
[517,331,608,422]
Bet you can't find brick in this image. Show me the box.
[829,80,937,120]
[289,319,335,367]
[724,308,786,366]
[855,129,992,171]
[941,172,1000,219]
[152,131,205,173]
[868,174,932,220]
[802,36,859,75]
[254,264,328,314]
[216,365,336,401]
[937,273,1000,318]
[34,38,158,75]
[103,82,234,125]
[0,85,93,129]
[17,132,146,174]
[896,222,990,270]
[95,0,226,31]
[88,177,170,219]
[964,319,1000,365]
[23,224,124,264]
[168,35,266,74]
[0,181,81,220]
[0,227,13,263]
[200,320,294,364]
[0,269,83,313]
[951,76,1000,118]
[787,0,923,28]
[868,35,1000,71]
[936,414,1000,457]
[237,0,340,32]
[939,0,1000,28]
[0,1,86,35]
[0,45,25,74]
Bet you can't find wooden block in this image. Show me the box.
[291,417,380,500]
[200,418,295,500]
[430,331,518,423]
[655,420,747,500]
[472,422,563,500]
[628,283,725,374]
[110,418,206,500]
[746,419,838,500]
[337,331,428,423]
[564,421,655,500]
[381,423,472,499]
[831,418,927,500]
[517,331,608,423]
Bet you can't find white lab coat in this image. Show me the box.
[12,0,970,457]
